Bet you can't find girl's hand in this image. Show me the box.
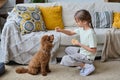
[55,27,61,32]
[71,39,81,46]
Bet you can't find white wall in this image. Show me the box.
[4,0,16,7]
[48,0,105,2]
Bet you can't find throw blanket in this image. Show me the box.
[0,11,60,64]
[101,28,120,62]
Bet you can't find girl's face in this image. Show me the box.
[75,19,87,27]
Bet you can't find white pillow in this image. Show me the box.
[58,2,95,27]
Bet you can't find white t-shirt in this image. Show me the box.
[74,27,97,60]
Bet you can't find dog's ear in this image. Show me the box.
[41,35,49,42]
[49,35,54,43]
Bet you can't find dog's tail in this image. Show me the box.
[16,67,28,74]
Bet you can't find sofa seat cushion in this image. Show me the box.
[60,26,80,46]
[60,27,111,45]
[94,28,111,44]
[56,45,104,58]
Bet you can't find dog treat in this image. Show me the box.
[71,39,78,45]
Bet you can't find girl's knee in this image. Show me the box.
[61,55,71,64]
[62,55,71,61]
[65,47,70,53]
[62,55,68,60]
[61,55,75,66]
[65,47,74,54]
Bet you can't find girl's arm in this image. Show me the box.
[74,42,96,54]
[55,27,76,36]
[80,43,96,54]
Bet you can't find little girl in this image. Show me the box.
[55,9,97,76]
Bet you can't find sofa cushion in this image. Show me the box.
[38,6,64,30]
[112,12,120,29]
[60,33,79,46]
[93,11,113,28]
[94,28,111,44]
[14,6,46,35]
[60,26,79,46]
[60,27,111,45]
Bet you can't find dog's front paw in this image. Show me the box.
[47,69,51,73]
[42,72,47,76]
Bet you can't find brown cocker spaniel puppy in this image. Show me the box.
[16,34,54,76]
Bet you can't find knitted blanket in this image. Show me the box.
[101,28,120,62]
[0,11,60,64]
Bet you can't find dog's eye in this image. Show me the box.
[47,37,50,41]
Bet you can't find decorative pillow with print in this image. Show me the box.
[93,11,113,28]
[14,6,46,34]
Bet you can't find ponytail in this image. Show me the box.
[90,22,94,29]
[90,20,96,33]
[90,19,94,29]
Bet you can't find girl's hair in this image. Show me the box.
[74,9,94,29]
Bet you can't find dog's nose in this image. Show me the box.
[51,34,54,37]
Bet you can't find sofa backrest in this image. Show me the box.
[15,2,120,28]
[57,2,95,27]
[16,2,95,27]
[16,3,57,7]
[95,2,120,12]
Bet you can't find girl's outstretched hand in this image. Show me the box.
[55,27,61,32]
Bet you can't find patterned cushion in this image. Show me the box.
[93,11,113,28]
[38,6,64,30]
[14,6,46,34]
[113,12,120,29]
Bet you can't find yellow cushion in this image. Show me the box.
[14,6,46,34]
[38,6,64,30]
[113,12,120,29]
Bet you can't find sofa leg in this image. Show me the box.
[95,56,101,60]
